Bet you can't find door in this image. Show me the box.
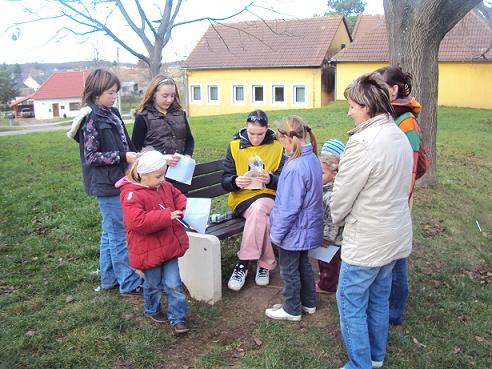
[52,103,59,118]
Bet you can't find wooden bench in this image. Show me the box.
[172,159,244,304]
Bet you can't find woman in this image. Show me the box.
[376,66,423,326]
[132,75,194,166]
[331,73,413,369]
[222,110,286,291]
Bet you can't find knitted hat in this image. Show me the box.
[136,151,167,174]
[321,138,345,156]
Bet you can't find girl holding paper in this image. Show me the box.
[222,110,286,291]
[132,75,194,166]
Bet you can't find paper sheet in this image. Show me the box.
[182,198,211,234]
[165,154,196,185]
[308,245,340,263]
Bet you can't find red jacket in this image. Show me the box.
[117,178,189,270]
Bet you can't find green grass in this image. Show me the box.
[1,101,491,368]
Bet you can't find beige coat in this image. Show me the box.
[330,114,413,267]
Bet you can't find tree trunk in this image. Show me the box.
[383,0,482,186]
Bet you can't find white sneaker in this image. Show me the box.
[265,304,301,321]
[301,305,316,314]
[372,361,384,368]
[255,266,270,286]
[228,263,248,291]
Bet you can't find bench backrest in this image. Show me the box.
[172,159,226,198]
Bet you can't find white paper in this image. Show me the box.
[243,170,266,190]
[165,154,196,185]
[183,198,211,234]
[308,245,340,263]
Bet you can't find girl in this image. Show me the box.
[375,66,423,326]
[265,116,323,321]
[222,110,286,291]
[71,68,142,296]
[132,75,194,167]
[116,150,190,334]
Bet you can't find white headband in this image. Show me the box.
[136,151,166,174]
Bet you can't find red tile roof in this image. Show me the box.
[351,14,384,40]
[9,93,34,107]
[333,10,492,62]
[185,16,347,69]
[31,70,89,100]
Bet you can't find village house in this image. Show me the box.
[184,16,351,117]
[332,10,492,109]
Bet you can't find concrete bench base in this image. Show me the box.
[178,232,222,304]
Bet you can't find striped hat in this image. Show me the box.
[321,138,345,156]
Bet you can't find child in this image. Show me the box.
[132,75,194,167]
[317,139,345,293]
[265,116,324,321]
[116,150,190,334]
[69,68,142,297]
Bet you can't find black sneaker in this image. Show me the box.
[227,263,248,291]
[173,322,189,334]
[147,311,167,323]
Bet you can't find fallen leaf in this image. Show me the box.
[475,336,486,343]
[25,330,35,337]
[65,295,75,304]
[253,337,262,346]
[413,337,426,348]
[453,347,461,354]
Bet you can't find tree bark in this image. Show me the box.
[383,0,482,186]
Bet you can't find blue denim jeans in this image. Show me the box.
[96,196,141,293]
[142,258,188,326]
[336,261,396,369]
[277,247,316,316]
[389,258,409,325]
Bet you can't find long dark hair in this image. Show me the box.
[375,66,413,99]
[136,75,182,113]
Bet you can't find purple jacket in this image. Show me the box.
[270,144,324,251]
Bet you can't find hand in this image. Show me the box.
[321,239,330,248]
[235,176,252,189]
[256,171,271,184]
[171,210,184,220]
[126,152,137,164]
[165,154,180,167]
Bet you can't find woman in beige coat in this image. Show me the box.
[330,73,413,369]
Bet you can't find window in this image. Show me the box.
[252,85,264,104]
[190,85,201,102]
[60,105,65,110]
[293,85,306,104]
[69,102,81,111]
[233,85,245,103]
[272,85,285,104]
[207,85,219,103]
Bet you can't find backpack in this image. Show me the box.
[416,140,432,180]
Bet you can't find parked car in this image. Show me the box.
[20,108,34,118]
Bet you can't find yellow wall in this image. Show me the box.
[327,21,352,59]
[335,61,492,109]
[186,67,322,117]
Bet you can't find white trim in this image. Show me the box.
[190,84,202,104]
[231,83,246,105]
[271,84,286,105]
[207,84,220,104]
[251,84,265,105]
[292,84,308,106]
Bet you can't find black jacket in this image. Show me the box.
[222,128,286,216]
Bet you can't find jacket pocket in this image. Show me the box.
[343,214,358,244]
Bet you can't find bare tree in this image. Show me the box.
[383,0,482,185]
[10,0,258,77]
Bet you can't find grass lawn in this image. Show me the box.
[0,101,491,369]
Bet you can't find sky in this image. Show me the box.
[0,0,384,65]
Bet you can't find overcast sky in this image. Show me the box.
[0,0,384,65]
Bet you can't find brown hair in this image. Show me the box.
[136,75,182,113]
[375,66,413,99]
[276,115,318,160]
[344,73,394,117]
[82,69,121,107]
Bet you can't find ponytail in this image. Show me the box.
[127,159,141,183]
[277,115,317,159]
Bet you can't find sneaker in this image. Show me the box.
[255,266,270,286]
[228,263,248,291]
[173,322,189,335]
[301,305,316,314]
[147,311,167,323]
[372,361,384,368]
[265,303,301,321]
[120,286,143,297]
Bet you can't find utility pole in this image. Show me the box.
[116,47,121,112]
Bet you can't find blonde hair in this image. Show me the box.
[136,75,182,113]
[82,69,121,107]
[126,147,166,183]
[276,115,318,160]
[344,73,394,117]
[320,153,340,172]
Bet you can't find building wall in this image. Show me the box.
[34,98,82,120]
[186,67,322,117]
[335,61,492,109]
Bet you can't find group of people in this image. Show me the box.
[70,65,423,368]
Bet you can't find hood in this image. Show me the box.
[67,106,92,141]
[115,176,152,193]
[392,96,421,118]
[233,127,277,149]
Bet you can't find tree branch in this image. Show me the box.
[114,0,153,52]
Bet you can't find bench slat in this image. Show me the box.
[186,183,228,198]
[193,160,223,176]
[206,218,245,240]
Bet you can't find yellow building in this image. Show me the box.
[332,11,492,109]
[185,16,351,117]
